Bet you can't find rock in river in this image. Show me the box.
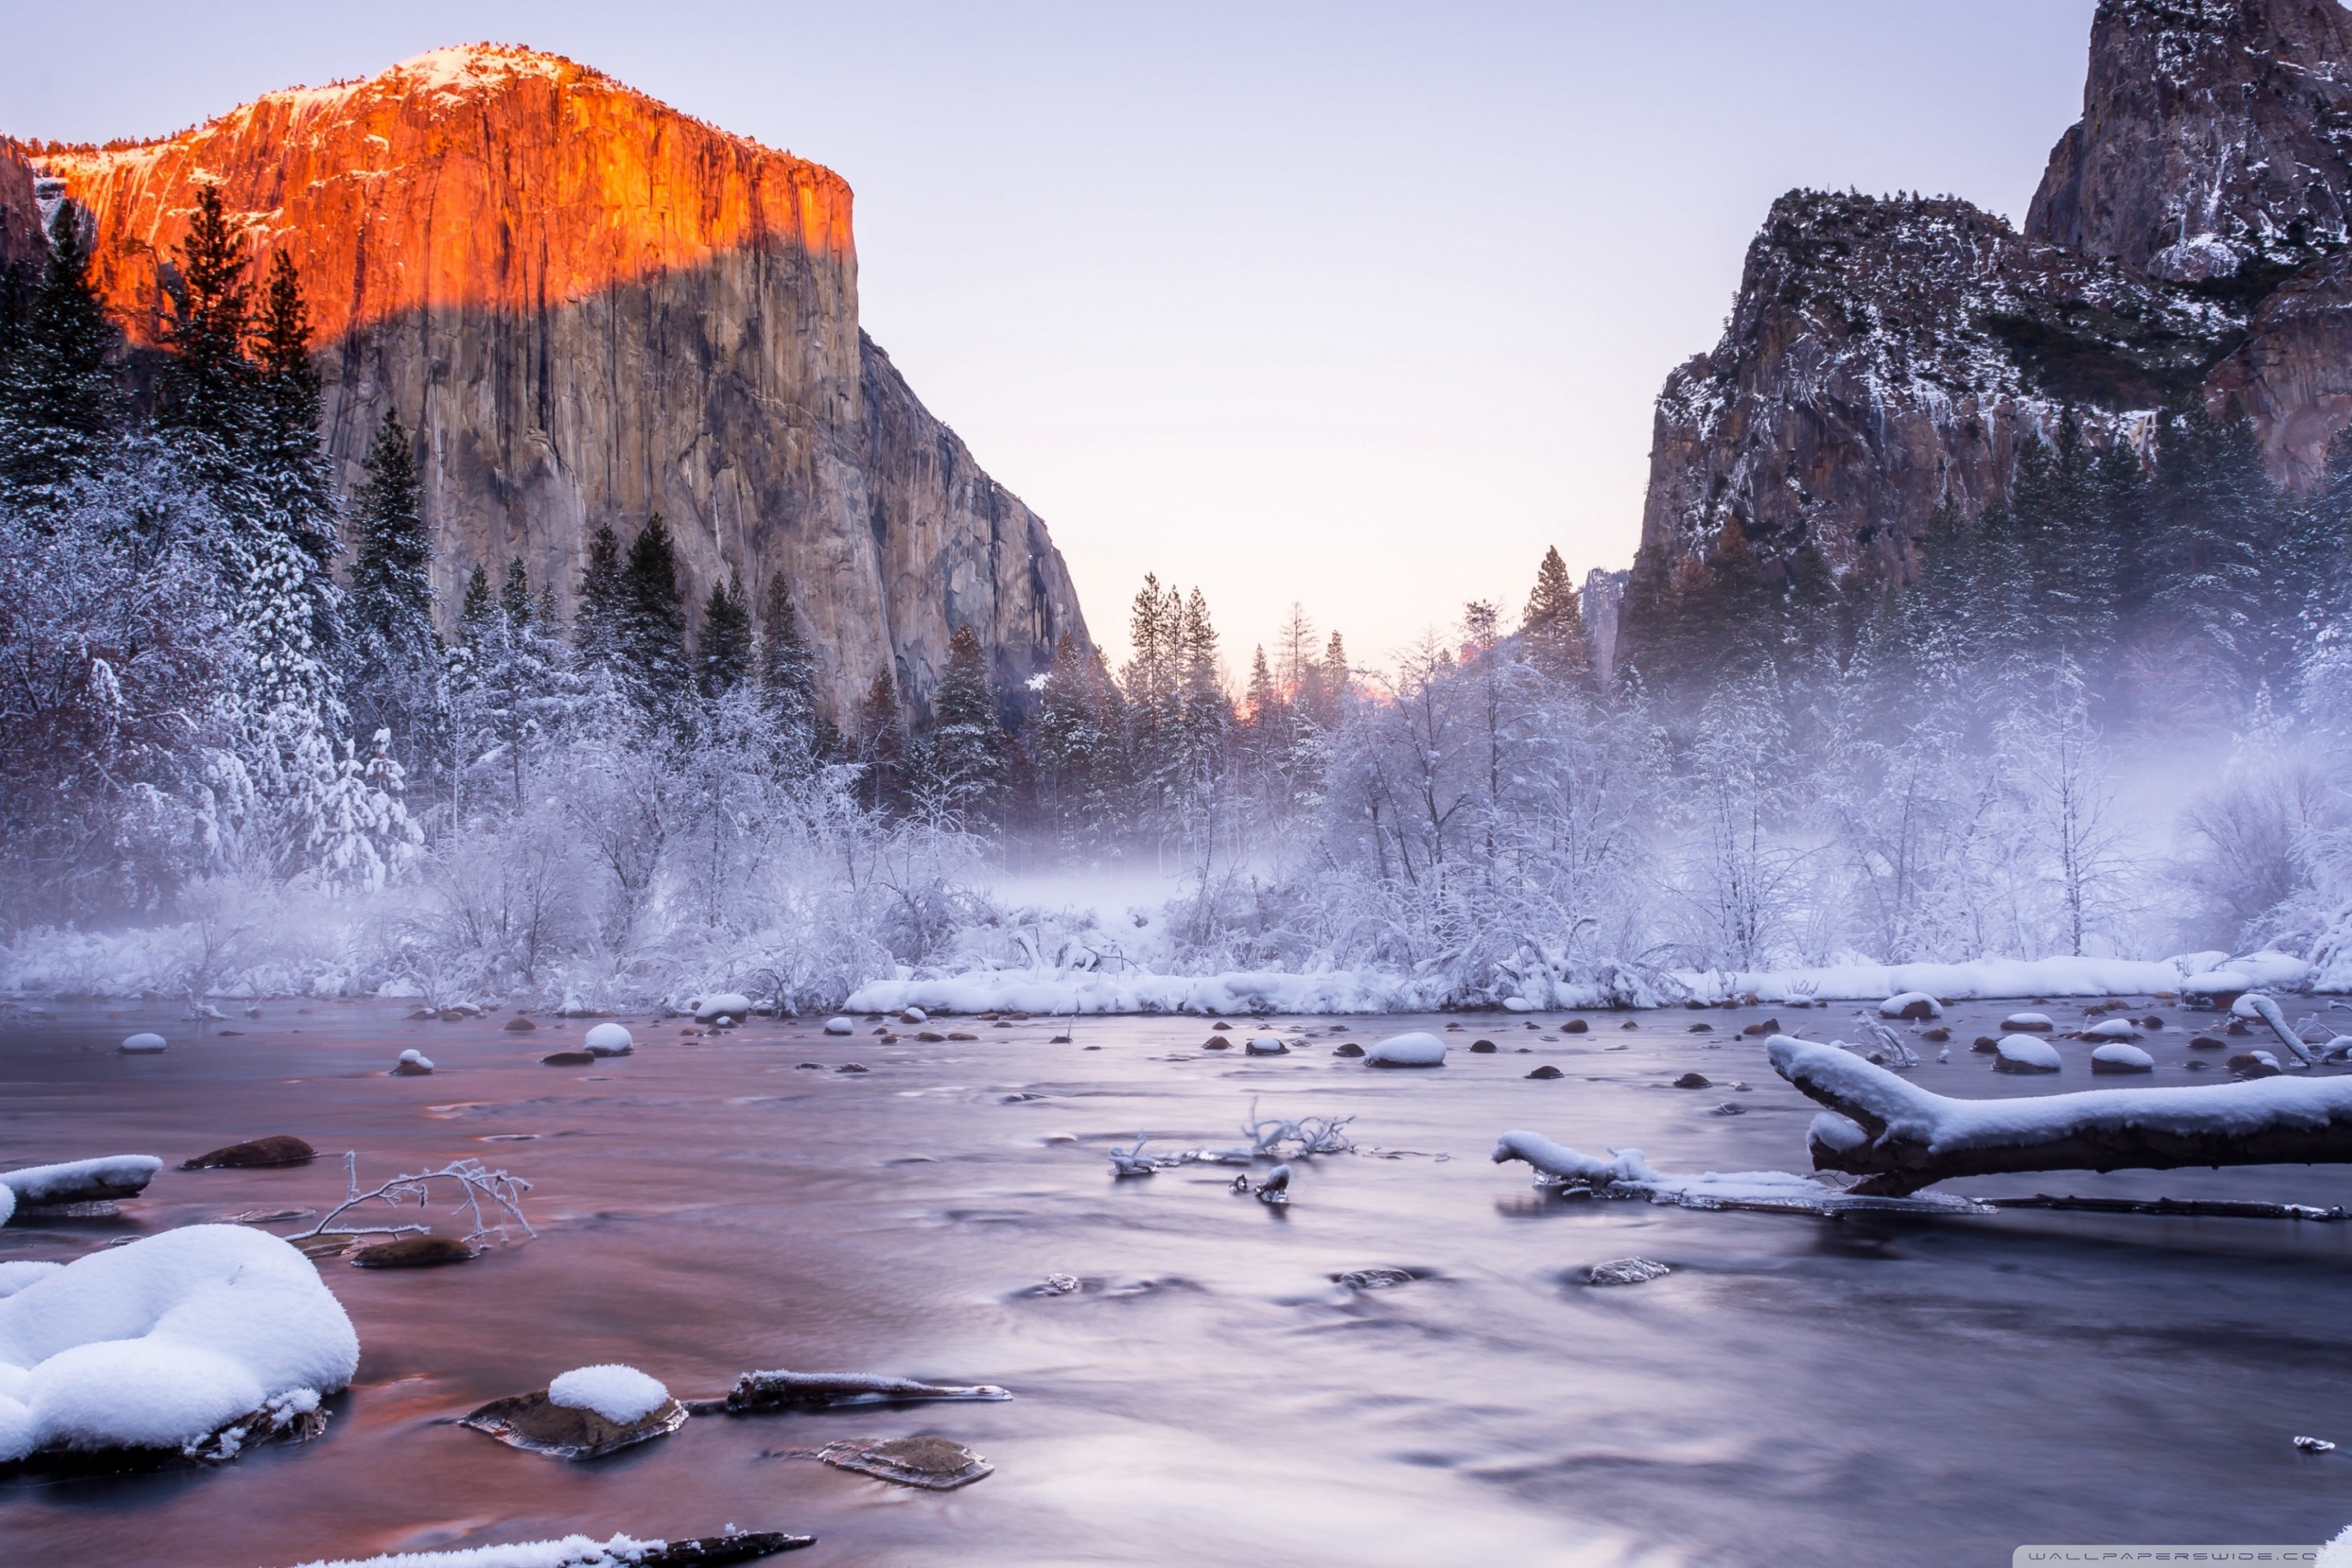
[818,1435,990,1490]
[181,1136,316,1170]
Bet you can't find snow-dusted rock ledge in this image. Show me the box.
[1770,1035,2352,1197]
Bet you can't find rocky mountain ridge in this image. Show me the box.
[8,45,1087,721]
[1632,0,2352,611]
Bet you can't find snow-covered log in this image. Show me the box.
[1768,1035,2352,1196]
[278,1531,815,1567]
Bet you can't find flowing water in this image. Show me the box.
[3,999,2351,1566]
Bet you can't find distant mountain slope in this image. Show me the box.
[15,45,1087,720]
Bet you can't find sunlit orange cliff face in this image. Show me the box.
[43,46,856,346]
[21,45,1085,720]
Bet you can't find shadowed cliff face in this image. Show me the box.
[0,140,41,273]
[2027,0,2352,282]
[1639,193,2232,585]
[1636,0,2352,596]
[30,44,1086,719]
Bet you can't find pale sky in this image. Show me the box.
[3,1,2100,674]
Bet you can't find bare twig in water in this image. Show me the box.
[292,1151,536,1244]
[1241,1097,1356,1156]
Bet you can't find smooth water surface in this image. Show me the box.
[3,999,2349,1565]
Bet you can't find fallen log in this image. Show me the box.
[1982,1193,2348,1222]
[686,1369,1011,1416]
[1769,1036,2352,1197]
[271,1530,813,1567]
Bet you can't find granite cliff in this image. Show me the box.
[1632,0,2352,617]
[16,45,1087,720]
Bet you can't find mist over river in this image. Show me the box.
[3,1001,2350,1565]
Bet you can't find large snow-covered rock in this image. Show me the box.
[583,1023,634,1056]
[1364,1032,1447,1069]
[692,994,751,1024]
[1879,992,1941,1020]
[0,1225,358,1463]
[1994,1036,2063,1074]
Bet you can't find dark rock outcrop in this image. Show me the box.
[1638,192,2234,588]
[1632,0,2352,609]
[2027,0,2352,281]
[33,45,1087,719]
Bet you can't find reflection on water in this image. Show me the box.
[3,1001,2350,1565]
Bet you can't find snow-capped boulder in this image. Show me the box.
[694,994,752,1024]
[1364,1032,1447,1069]
[1880,992,1942,1020]
[0,1225,358,1464]
[2090,1043,2155,1074]
[1993,1036,2062,1074]
[391,1049,433,1076]
[824,1017,854,1036]
[1244,1036,1289,1056]
[1501,997,1535,1013]
[900,1008,928,1025]
[119,1033,166,1054]
[583,1023,634,1056]
[548,1364,671,1424]
[3,1156,162,1211]
[2081,1018,2141,1041]
[2001,1013,2054,1032]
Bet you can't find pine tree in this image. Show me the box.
[158,185,254,459]
[0,199,124,505]
[756,573,829,756]
[576,524,626,665]
[696,568,753,700]
[1521,545,1594,684]
[917,624,1008,823]
[245,250,343,682]
[459,563,496,643]
[343,412,443,766]
[618,512,690,714]
[501,557,534,628]
[1033,631,1128,853]
[854,669,908,814]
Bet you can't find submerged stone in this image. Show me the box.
[1589,1258,1671,1287]
[818,1435,990,1490]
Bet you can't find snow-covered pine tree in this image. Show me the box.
[916,624,1008,825]
[756,572,830,759]
[0,199,125,506]
[618,512,691,717]
[343,411,444,777]
[696,568,753,700]
[244,249,344,705]
[156,186,255,499]
[1521,546,1593,685]
[576,524,626,668]
[854,669,909,814]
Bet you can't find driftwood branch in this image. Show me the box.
[1768,1036,2352,1197]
